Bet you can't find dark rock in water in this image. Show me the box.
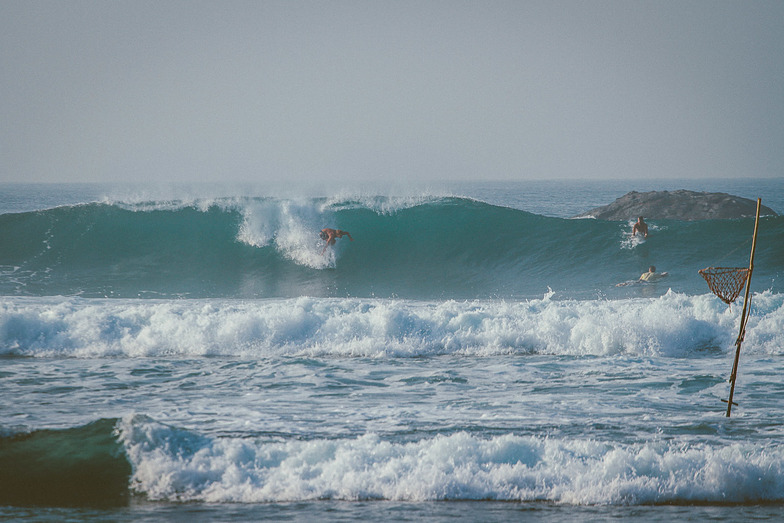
[575,190,777,221]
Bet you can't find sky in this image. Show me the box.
[2,0,783,185]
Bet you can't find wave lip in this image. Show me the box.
[0,419,131,507]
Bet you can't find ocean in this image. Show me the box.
[1,178,783,522]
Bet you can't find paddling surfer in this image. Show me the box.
[616,265,668,286]
[639,265,667,282]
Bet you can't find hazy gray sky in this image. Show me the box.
[2,0,783,184]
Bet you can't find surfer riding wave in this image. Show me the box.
[320,228,353,254]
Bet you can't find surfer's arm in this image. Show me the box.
[321,232,336,254]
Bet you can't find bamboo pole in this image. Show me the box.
[725,198,761,417]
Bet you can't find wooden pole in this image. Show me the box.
[725,198,761,417]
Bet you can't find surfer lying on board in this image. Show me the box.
[616,265,668,286]
[632,216,649,238]
[320,228,353,254]
[639,265,667,282]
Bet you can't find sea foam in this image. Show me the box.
[117,414,784,504]
[2,291,781,358]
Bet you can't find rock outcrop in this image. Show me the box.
[575,190,777,221]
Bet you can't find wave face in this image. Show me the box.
[1,196,781,299]
[0,419,131,507]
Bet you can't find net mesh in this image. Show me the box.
[698,267,749,305]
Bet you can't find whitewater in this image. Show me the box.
[1,179,783,522]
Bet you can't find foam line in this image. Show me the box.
[117,414,784,504]
[2,292,782,358]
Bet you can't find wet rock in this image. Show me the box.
[575,190,777,221]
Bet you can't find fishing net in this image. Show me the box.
[698,267,749,305]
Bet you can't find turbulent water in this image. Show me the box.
[1,180,783,521]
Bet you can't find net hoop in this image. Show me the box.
[698,267,749,305]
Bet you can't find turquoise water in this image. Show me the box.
[1,179,783,521]
[1,192,781,300]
